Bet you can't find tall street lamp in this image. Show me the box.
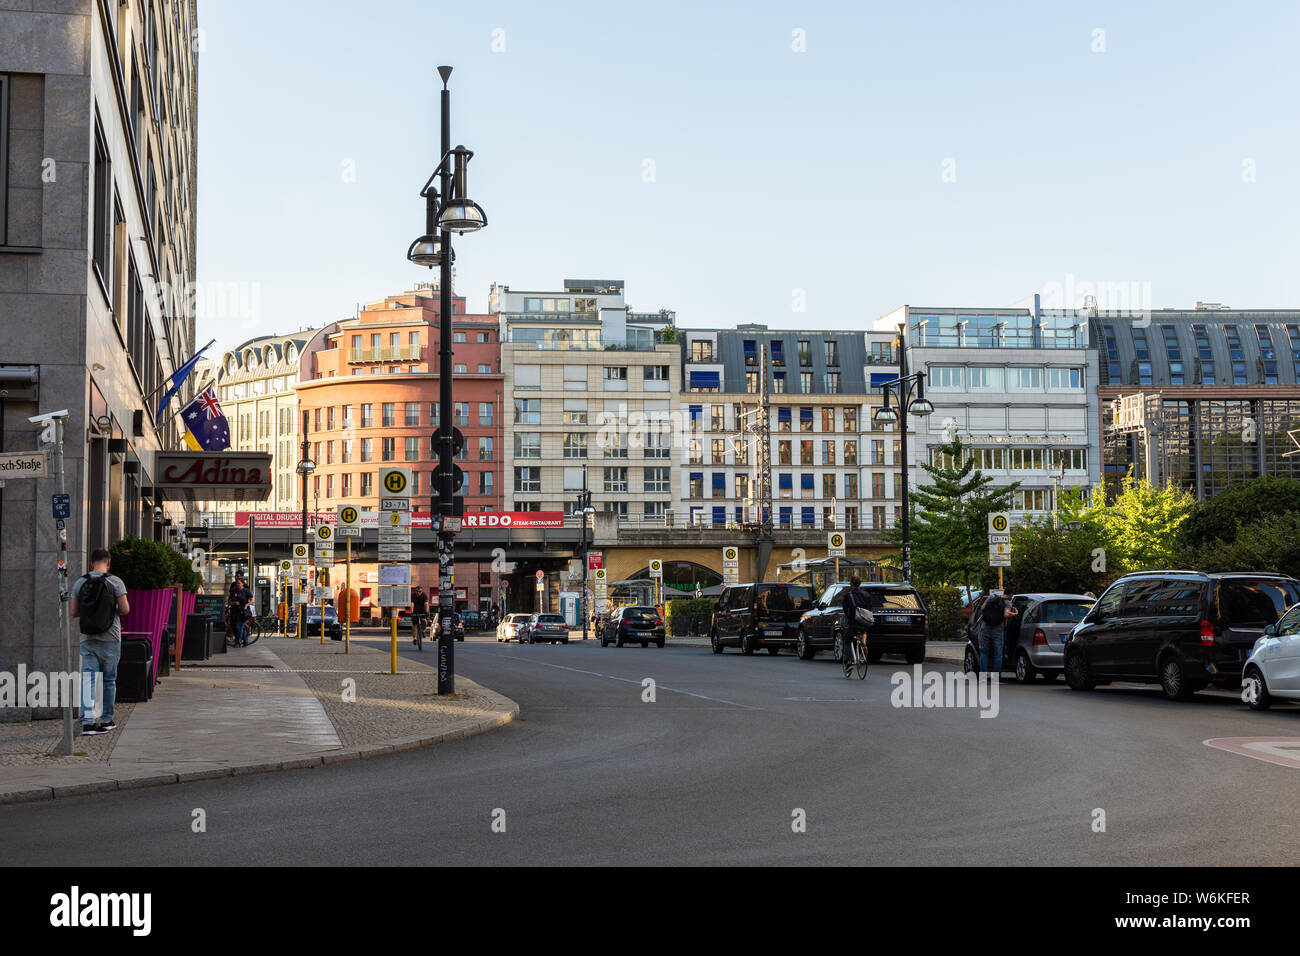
[872,323,933,582]
[407,64,488,695]
[575,470,594,640]
[296,410,315,545]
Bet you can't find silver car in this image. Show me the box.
[496,613,531,643]
[963,592,1095,682]
[1013,594,1095,682]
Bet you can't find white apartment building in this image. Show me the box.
[495,280,680,520]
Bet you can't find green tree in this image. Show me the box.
[1106,473,1194,571]
[892,436,1018,595]
[1177,475,1300,550]
[1004,517,1110,596]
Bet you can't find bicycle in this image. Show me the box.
[225,612,262,646]
[839,633,868,680]
[411,613,427,651]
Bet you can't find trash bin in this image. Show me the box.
[158,629,172,677]
[183,615,211,662]
[117,637,154,702]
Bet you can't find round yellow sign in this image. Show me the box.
[725,547,737,561]
[388,512,403,526]
[340,506,358,524]
[318,525,332,540]
[831,533,844,548]
[992,515,1008,532]
[383,470,407,494]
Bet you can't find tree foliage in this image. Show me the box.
[1176,476,1300,550]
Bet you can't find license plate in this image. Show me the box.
[886,615,910,624]
[765,628,784,636]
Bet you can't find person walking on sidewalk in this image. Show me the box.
[228,573,253,647]
[978,591,1018,675]
[70,548,130,736]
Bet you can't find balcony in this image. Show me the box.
[350,345,423,363]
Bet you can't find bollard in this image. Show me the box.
[390,615,397,675]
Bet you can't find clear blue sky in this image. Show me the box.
[195,0,1300,353]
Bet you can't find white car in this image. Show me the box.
[1242,602,1300,710]
[496,613,531,643]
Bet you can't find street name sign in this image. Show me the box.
[0,450,47,479]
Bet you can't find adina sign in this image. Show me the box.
[157,452,272,501]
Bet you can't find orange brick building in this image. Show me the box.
[296,284,505,613]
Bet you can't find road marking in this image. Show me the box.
[784,697,863,702]
[492,654,761,710]
[1204,737,1300,770]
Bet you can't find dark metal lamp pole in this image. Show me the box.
[873,322,932,582]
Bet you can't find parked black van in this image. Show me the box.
[710,582,814,655]
[1064,571,1300,700]
[796,582,929,664]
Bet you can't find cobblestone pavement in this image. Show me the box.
[258,636,516,749]
[0,702,135,765]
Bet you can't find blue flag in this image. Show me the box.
[179,387,231,451]
[154,342,213,424]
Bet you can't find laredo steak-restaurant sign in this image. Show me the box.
[156,452,272,500]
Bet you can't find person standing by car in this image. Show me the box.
[978,590,1018,674]
[841,575,874,667]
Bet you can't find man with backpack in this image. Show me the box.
[841,575,875,671]
[978,590,1018,675]
[69,548,130,736]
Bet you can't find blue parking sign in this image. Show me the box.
[52,493,70,519]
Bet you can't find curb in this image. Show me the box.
[0,701,519,808]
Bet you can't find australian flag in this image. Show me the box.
[180,387,231,451]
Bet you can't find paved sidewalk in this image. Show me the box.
[0,637,517,805]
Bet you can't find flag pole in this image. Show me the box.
[143,339,216,404]
[160,376,218,431]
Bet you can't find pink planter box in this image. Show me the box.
[175,590,197,665]
[121,588,176,686]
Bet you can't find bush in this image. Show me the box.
[164,546,202,592]
[916,585,963,642]
[666,599,691,636]
[109,536,174,590]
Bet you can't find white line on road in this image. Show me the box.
[487,654,763,710]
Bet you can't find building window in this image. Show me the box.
[604,433,628,458]
[603,367,628,391]
[92,122,113,295]
[644,467,670,493]
[454,402,469,426]
[968,367,1005,390]
[825,340,839,367]
[604,467,628,493]
[712,439,726,464]
[1010,367,1042,389]
[361,438,373,462]
[799,372,812,393]
[1195,325,1217,385]
[771,340,785,367]
[515,365,541,390]
[734,437,749,464]
[563,433,588,458]
[1224,326,1247,385]
[405,437,419,461]
[361,473,373,496]
[798,340,812,366]
[689,473,704,498]
[1102,326,1122,385]
[1132,328,1154,385]
[821,408,836,432]
[453,331,466,343]
[872,473,885,497]
[479,471,494,496]
[822,440,836,465]
[644,366,670,391]
[692,340,715,362]
[1256,325,1278,385]
[1045,367,1082,389]
[773,372,786,393]
[689,438,702,464]
[404,402,420,426]
[382,438,395,461]
[824,372,840,394]
[644,431,670,459]
[514,467,540,492]
[514,432,540,459]
[381,403,395,427]
[800,407,814,432]
[712,473,726,498]
[844,474,858,497]
[800,440,813,465]
[479,437,494,461]
[342,439,353,463]
[711,405,725,431]
[361,404,374,427]
[778,440,792,465]
[563,365,587,390]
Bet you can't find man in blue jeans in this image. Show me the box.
[978,591,1018,675]
[70,548,130,736]
[228,572,253,647]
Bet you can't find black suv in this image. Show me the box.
[796,582,929,664]
[710,583,814,655]
[1064,571,1300,700]
[602,606,666,648]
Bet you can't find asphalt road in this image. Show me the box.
[4,634,1300,866]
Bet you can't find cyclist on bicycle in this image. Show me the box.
[841,575,874,670]
[411,586,429,648]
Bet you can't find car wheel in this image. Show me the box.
[963,646,978,675]
[641,640,648,648]
[740,632,755,655]
[796,629,815,660]
[710,630,722,654]
[833,636,843,664]
[616,632,624,648]
[1014,650,1036,684]
[656,639,665,648]
[1243,668,1272,711]
[562,639,569,645]
[1064,650,1095,691]
[1160,655,1196,701]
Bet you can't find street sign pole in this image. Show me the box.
[44,418,75,755]
[345,536,351,654]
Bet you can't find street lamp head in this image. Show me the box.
[908,397,935,417]
[583,506,596,516]
[296,458,316,476]
[437,65,453,87]
[438,146,487,234]
[406,233,454,268]
[873,388,899,425]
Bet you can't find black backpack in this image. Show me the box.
[981,596,1005,626]
[78,574,117,635]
